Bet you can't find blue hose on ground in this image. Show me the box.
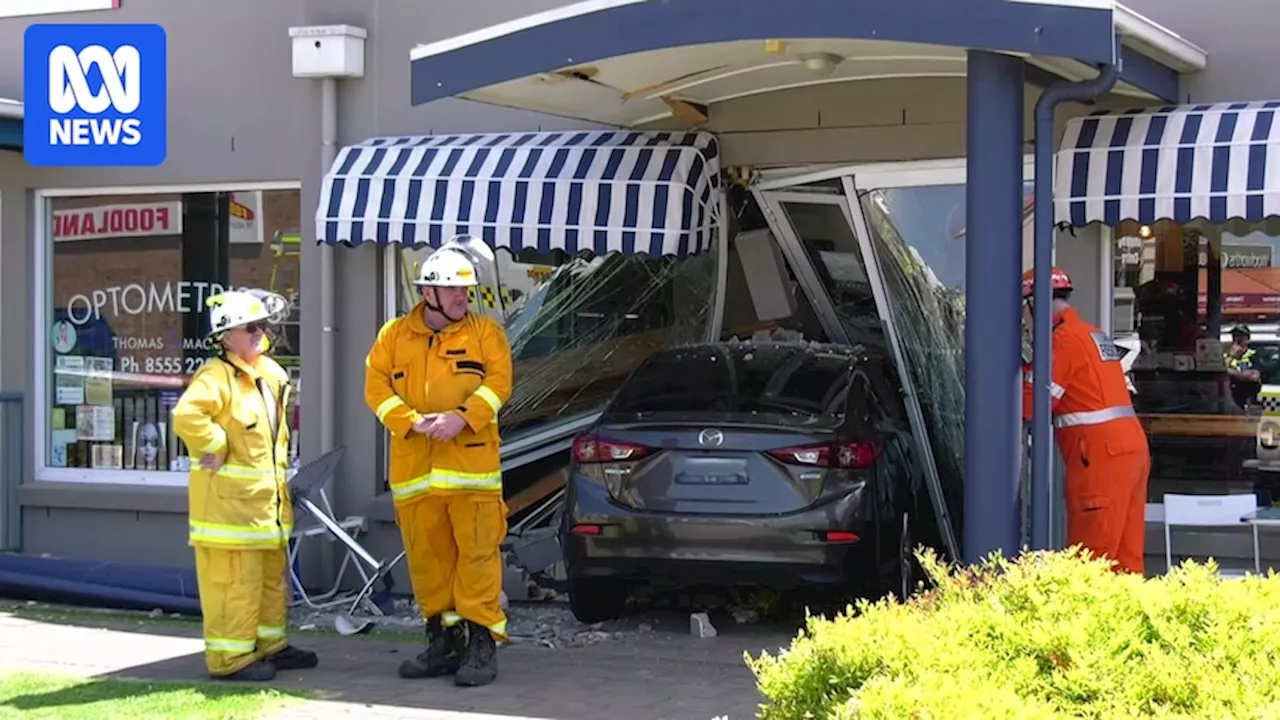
[0,569,201,615]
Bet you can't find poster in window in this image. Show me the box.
[54,355,85,405]
[82,356,114,406]
[75,405,114,441]
[92,444,124,469]
[128,420,167,471]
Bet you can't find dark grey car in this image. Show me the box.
[560,341,934,622]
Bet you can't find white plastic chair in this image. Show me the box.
[1162,493,1260,577]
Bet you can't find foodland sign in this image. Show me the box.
[53,194,263,243]
[1221,244,1274,269]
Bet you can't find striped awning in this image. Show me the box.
[1056,101,1280,227]
[316,130,721,258]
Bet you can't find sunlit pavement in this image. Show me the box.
[0,611,789,719]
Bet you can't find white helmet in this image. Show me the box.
[415,247,479,287]
[206,289,289,337]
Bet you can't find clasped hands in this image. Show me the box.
[412,411,467,441]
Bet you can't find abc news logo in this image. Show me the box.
[48,44,143,147]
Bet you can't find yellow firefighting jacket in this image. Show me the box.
[172,353,294,549]
[364,303,512,506]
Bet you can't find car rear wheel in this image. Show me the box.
[567,576,630,623]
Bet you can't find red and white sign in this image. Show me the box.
[53,201,182,242]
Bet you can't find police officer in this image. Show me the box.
[1226,324,1262,408]
[364,236,513,687]
[1021,267,1151,575]
[172,289,318,681]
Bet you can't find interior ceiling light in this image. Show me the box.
[802,52,844,75]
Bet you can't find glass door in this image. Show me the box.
[753,186,961,560]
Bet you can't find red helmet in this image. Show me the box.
[1021,266,1072,299]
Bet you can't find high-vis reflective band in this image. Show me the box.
[216,464,276,480]
[390,467,503,501]
[474,385,502,414]
[1055,405,1137,428]
[1050,382,1066,400]
[206,637,256,653]
[189,520,291,545]
[376,396,407,423]
[427,468,502,492]
[390,473,434,502]
[442,611,462,627]
[488,619,508,638]
[257,625,286,639]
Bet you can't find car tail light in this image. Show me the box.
[767,441,881,469]
[821,530,860,543]
[572,433,657,464]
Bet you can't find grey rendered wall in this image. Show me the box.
[1124,0,1280,103]
[0,0,600,566]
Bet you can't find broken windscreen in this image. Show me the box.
[604,343,855,428]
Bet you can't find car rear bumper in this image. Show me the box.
[561,478,882,588]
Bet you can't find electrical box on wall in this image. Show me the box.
[288,24,367,79]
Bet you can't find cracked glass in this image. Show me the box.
[857,181,1034,523]
[397,246,718,442]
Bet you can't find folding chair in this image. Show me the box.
[287,447,406,633]
[1162,493,1260,578]
[287,485,371,609]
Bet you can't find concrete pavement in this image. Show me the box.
[0,609,790,719]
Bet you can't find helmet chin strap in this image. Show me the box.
[424,286,466,324]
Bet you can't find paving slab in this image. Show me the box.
[0,611,790,720]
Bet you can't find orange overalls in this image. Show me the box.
[1022,307,1150,575]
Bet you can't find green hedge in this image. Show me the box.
[748,549,1280,719]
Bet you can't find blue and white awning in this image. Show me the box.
[1056,101,1280,227]
[316,130,721,258]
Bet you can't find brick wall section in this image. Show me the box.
[50,189,301,371]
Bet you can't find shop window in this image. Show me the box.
[1111,217,1280,505]
[41,188,303,484]
[396,245,717,439]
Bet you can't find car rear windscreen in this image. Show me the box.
[606,344,854,427]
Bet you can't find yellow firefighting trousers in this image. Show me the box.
[194,546,290,676]
[397,493,509,641]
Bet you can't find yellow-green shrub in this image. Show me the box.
[747,548,1280,719]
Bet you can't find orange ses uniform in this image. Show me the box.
[1022,306,1151,574]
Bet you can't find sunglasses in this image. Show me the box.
[243,322,269,334]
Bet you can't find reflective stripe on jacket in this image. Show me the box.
[1021,307,1148,452]
[173,354,294,549]
[364,303,513,506]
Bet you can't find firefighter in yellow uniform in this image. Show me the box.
[365,236,512,687]
[172,289,318,682]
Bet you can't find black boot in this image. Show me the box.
[454,621,498,687]
[398,616,464,678]
[213,659,276,682]
[266,645,318,670]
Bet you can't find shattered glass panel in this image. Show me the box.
[775,202,889,354]
[858,182,1034,528]
[397,246,717,440]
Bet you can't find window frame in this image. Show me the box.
[33,180,302,487]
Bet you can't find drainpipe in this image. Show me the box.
[320,76,337,462]
[1029,40,1121,551]
[317,76,338,578]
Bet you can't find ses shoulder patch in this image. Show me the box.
[1090,331,1126,362]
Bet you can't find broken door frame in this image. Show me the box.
[752,183,960,559]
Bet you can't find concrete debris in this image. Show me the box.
[148,608,164,618]
[499,591,510,611]
[638,623,653,633]
[503,565,530,602]
[732,608,760,625]
[508,527,562,576]
[690,612,717,638]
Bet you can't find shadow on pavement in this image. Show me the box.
[3,604,792,720]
